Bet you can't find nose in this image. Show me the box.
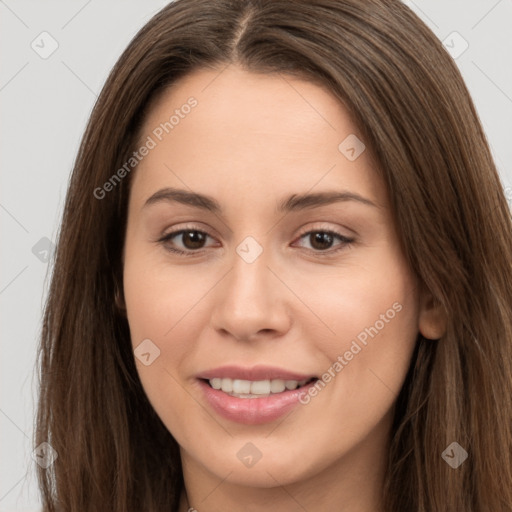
[210,244,292,343]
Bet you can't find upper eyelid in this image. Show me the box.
[160,222,353,238]
[159,224,218,243]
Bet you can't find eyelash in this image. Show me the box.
[157,224,355,258]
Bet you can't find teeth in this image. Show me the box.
[270,379,286,393]
[221,378,233,392]
[250,380,271,394]
[285,380,298,390]
[210,378,222,390]
[208,377,311,396]
[232,379,251,394]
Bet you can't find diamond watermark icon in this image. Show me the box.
[32,236,55,263]
[338,134,366,161]
[441,441,468,469]
[134,338,161,366]
[236,236,263,264]
[236,442,262,468]
[32,442,58,469]
[442,31,469,60]
[31,31,59,59]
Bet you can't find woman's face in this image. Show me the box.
[122,65,438,493]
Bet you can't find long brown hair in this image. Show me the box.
[35,0,512,510]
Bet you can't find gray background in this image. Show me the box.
[1,1,511,510]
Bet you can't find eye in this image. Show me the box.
[293,228,355,255]
[157,224,355,257]
[158,227,217,256]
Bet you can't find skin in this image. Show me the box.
[121,64,446,512]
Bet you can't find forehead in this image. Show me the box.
[130,65,386,212]
[141,65,356,149]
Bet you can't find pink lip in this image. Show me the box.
[196,365,318,425]
[196,364,317,381]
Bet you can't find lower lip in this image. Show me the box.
[198,379,317,425]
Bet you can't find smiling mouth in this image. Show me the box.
[202,377,318,398]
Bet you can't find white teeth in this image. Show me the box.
[285,380,298,390]
[270,379,286,393]
[210,378,222,390]
[221,378,233,392]
[208,377,311,396]
[232,379,251,394]
[251,380,271,394]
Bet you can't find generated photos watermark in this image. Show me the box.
[298,301,403,404]
[93,97,198,200]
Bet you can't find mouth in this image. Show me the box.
[195,366,320,424]
[202,377,318,398]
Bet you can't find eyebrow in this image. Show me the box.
[143,187,379,213]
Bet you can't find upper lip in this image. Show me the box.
[196,365,318,382]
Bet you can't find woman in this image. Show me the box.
[35,0,512,510]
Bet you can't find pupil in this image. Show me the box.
[183,231,205,249]
[311,232,333,250]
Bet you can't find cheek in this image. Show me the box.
[122,230,202,345]
[306,246,419,429]
[122,237,197,404]
[123,255,203,439]
[301,242,419,360]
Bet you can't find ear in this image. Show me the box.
[418,288,447,340]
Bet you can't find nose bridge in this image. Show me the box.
[210,235,290,340]
[226,237,273,310]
